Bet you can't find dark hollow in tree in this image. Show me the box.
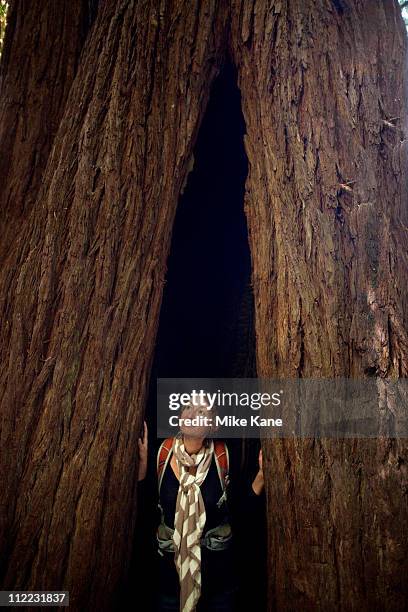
[0,1,407,611]
[123,56,266,612]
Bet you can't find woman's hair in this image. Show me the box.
[180,397,219,440]
[180,397,218,415]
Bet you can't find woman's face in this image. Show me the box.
[179,400,215,439]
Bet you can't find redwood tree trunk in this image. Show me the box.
[0,0,98,263]
[230,1,408,610]
[0,2,229,610]
[0,1,407,611]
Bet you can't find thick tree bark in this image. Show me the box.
[0,1,407,611]
[0,0,98,263]
[0,1,229,610]
[230,0,408,610]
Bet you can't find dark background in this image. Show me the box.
[121,55,266,611]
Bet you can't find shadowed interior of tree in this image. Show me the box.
[120,56,267,611]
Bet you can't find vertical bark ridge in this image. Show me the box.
[0,0,99,264]
[230,1,408,609]
[0,1,230,609]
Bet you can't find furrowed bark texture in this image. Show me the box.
[0,0,99,263]
[230,0,408,610]
[1,0,408,611]
[0,1,229,610]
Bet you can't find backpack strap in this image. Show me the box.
[157,437,229,497]
[157,437,174,495]
[214,440,229,493]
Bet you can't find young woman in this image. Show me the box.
[137,400,265,612]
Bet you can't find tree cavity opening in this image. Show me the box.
[125,56,266,612]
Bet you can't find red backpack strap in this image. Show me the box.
[157,437,174,493]
[214,440,229,491]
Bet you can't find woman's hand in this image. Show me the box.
[138,420,148,481]
[251,448,264,495]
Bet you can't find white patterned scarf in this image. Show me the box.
[172,433,214,612]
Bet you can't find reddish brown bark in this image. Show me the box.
[0,0,98,263]
[0,1,229,609]
[230,1,408,609]
[0,1,407,611]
